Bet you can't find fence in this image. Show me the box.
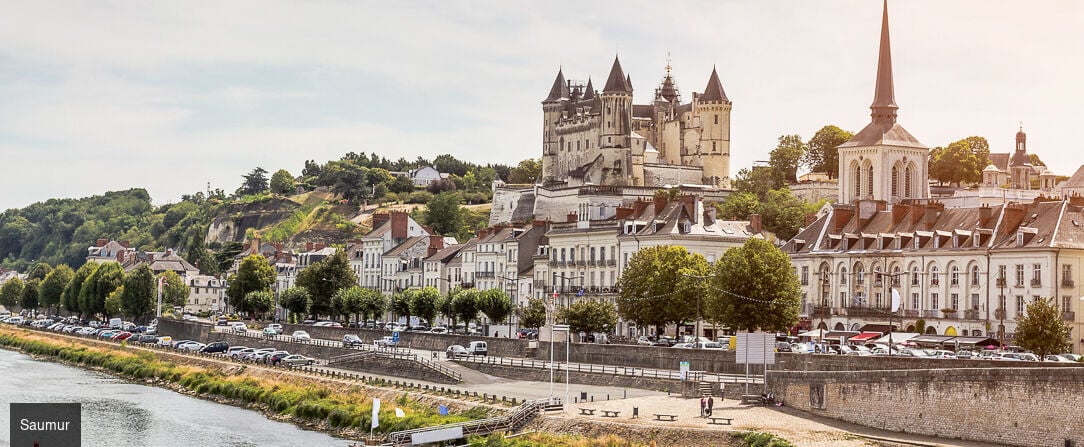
[456,354,759,384]
[385,398,546,446]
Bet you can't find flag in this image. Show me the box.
[371,398,381,429]
[438,404,448,416]
[577,288,584,297]
[395,407,405,418]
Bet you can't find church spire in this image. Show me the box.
[870,0,898,125]
[543,68,569,103]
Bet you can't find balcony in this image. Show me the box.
[996,278,1006,287]
[1030,278,1042,287]
[476,271,496,278]
[963,309,980,320]
[607,259,616,266]
[994,308,1007,320]
[1063,311,1076,321]
[922,310,939,318]
[1063,278,1075,288]
[841,306,891,318]
[903,310,919,318]
[812,306,832,318]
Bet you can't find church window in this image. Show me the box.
[867,166,874,198]
[854,165,862,197]
[905,166,913,197]
[891,166,899,197]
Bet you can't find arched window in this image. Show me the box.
[891,166,899,197]
[911,266,920,285]
[867,165,874,198]
[951,266,960,286]
[971,265,980,286]
[840,267,848,285]
[854,164,862,197]
[855,264,865,285]
[931,266,940,285]
[905,165,913,198]
[892,266,902,285]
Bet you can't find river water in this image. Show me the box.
[0,348,353,447]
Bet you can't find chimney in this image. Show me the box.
[703,206,717,226]
[306,242,313,251]
[532,219,548,230]
[116,251,125,263]
[314,243,326,251]
[749,214,763,234]
[1069,194,1084,208]
[96,238,109,247]
[911,203,925,225]
[979,205,993,223]
[857,200,883,230]
[805,213,818,227]
[615,207,633,220]
[566,212,577,223]
[372,212,390,229]
[631,199,648,216]
[1001,205,1027,236]
[120,240,130,248]
[832,206,855,232]
[390,211,408,239]
[250,238,260,253]
[653,195,667,215]
[924,202,944,230]
[427,234,445,257]
[892,203,910,226]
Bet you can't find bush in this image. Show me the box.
[407,191,434,204]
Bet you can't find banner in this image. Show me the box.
[371,398,381,429]
[395,407,405,418]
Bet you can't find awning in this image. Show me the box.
[797,330,823,338]
[951,337,1001,347]
[872,333,920,344]
[822,331,860,342]
[911,335,955,346]
[848,332,883,342]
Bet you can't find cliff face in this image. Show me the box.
[204,199,299,244]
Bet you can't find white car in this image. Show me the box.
[231,322,247,334]
[266,324,284,334]
[178,341,206,352]
[292,330,311,341]
[428,327,448,334]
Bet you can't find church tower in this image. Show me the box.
[541,68,569,181]
[697,66,732,187]
[837,0,929,204]
[1009,126,1032,189]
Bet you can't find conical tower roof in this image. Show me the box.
[543,68,570,103]
[701,66,729,102]
[582,78,595,100]
[603,56,632,93]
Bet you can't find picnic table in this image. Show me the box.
[708,416,733,425]
[653,413,677,421]
[601,410,620,418]
[578,408,596,416]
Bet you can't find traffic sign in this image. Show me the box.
[552,324,570,332]
[392,331,400,343]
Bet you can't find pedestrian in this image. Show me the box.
[700,397,706,417]
[707,396,714,417]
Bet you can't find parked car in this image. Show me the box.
[301,320,316,325]
[262,328,278,337]
[179,342,206,352]
[292,331,311,341]
[114,332,135,341]
[1045,355,1072,362]
[200,341,230,354]
[156,336,173,347]
[467,341,488,356]
[429,327,449,334]
[670,343,693,349]
[313,321,343,328]
[280,354,315,367]
[249,348,277,362]
[231,322,247,334]
[266,323,284,334]
[1058,354,1082,362]
[408,325,429,332]
[216,317,228,326]
[231,348,256,359]
[266,351,291,365]
[516,329,538,340]
[446,344,469,359]
[343,334,364,347]
[136,334,158,344]
[374,336,398,348]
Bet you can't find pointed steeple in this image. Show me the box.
[603,56,631,93]
[543,68,570,103]
[870,0,898,125]
[700,66,729,102]
[626,74,633,92]
[582,78,595,101]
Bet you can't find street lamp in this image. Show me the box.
[498,275,523,337]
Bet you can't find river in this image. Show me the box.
[0,348,353,447]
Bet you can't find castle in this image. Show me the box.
[541,57,733,188]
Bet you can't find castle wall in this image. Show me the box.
[643,164,704,186]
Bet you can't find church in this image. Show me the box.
[541,58,733,189]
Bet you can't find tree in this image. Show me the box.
[761,188,824,241]
[930,140,986,186]
[426,178,457,194]
[270,169,296,195]
[803,125,853,179]
[425,192,463,237]
[1014,297,1070,359]
[706,238,800,332]
[391,289,413,324]
[295,250,357,318]
[185,236,215,275]
[39,264,74,314]
[477,289,514,328]
[319,160,370,203]
[280,287,311,322]
[65,263,99,316]
[358,288,387,324]
[520,297,547,330]
[389,175,415,194]
[158,270,190,308]
[80,262,124,318]
[768,134,807,185]
[27,262,53,281]
[227,255,276,316]
[508,158,542,184]
[333,286,365,324]
[239,167,269,196]
[1,277,24,310]
[410,287,441,326]
[244,291,275,321]
[717,192,761,220]
[732,166,780,200]
[104,286,122,317]
[433,154,470,177]
[615,246,711,335]
[20,278,41,311]
[560,299,618,335]
[1029,153,1045,167]
[451,289,480,327]
[120,265,155,322]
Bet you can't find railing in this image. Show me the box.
[476,272,496,278]
[1063,311,1076,321]
[903,310,919,318]
[1063,278,1075,288]
[963,309,980,320]
[841,306,891,318]
[454,355,749,384]
[606,259,616,266]
[922,310,939,318]
[1031,279,1042,287]
[386,398,546,446]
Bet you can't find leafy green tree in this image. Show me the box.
[239,167,269,196]
[560,299,618,335]
[433,154,470,177]
[158,270,190,308]
[20,278,41,311]
[717,192,761,220]
[27,262,53,281]
[39,264,74,314]
[120,265,155,322]
[80,262,124,318]
[1029,153,1044,167]
[438,290,458,326]
[930,139,987,186]
[615,246,710,335]
[425,192,463,237]
[270,169,296,195]
[105,286,123,318]
[732,166,780,200]
[1014,297,1071,359]
[280,286,311,322]
[1,277,24,310]
[519,297,547,330]
[226,255,275,316]
[358,288,387,323]
[768,134,807,185]
[707,238,800,332]
[508,158,542,184]
[295,250,356,318]
[185,235,215,274]
[451,289,480,327]
[410,287,441,326]
[391,289,413,324]
[65,263,99,315]
[389,175,415,194]
[761,188,824,241]
[333,286,365,324]
[244,291,275,321]
[477,288,514,326]
[802,125,853,179]
[319,161,370,203]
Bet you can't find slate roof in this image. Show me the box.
[700,66,729,102]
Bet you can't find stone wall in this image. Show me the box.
[278,323,528,357]
[770,368,1084,447]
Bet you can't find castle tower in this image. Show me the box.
[837,0,929,204]
[1010,126,1032,189]
[541,68,570,181]
[697,66,732,187]
[601,56,633,150]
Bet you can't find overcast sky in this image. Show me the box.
[2,1,1082,210]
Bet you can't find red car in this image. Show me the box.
[113,332,134,341]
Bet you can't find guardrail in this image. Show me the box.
[386,398,546,446]
[455,354,757,384]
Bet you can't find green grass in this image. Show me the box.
[732,431,794,447]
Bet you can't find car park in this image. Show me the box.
[136,334,158,344]
[280,354,315,367]
[265,351,290,365]
[446,344,469,359]
[247,348,276,362]
[231,348,255,359]
[343,334,364,347]
[292,331,311,341]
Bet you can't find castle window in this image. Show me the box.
[714,114,719,125]
[712,141,716,151]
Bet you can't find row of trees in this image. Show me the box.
[0,261,189,323]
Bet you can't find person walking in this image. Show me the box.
[699,397,706,417]
[707,396,714,417]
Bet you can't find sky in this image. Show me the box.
[2,1,1083,210]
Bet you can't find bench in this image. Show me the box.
[653,414,677,421]
[708,417,733,425]
[601,410,620,418]
[740,394,761,405]
[578,408,596,416]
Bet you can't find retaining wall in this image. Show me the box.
[770,367,1084,447]
[278,323,529,358]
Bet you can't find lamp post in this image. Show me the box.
[547,274,577,406]
[498,275,522,337]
